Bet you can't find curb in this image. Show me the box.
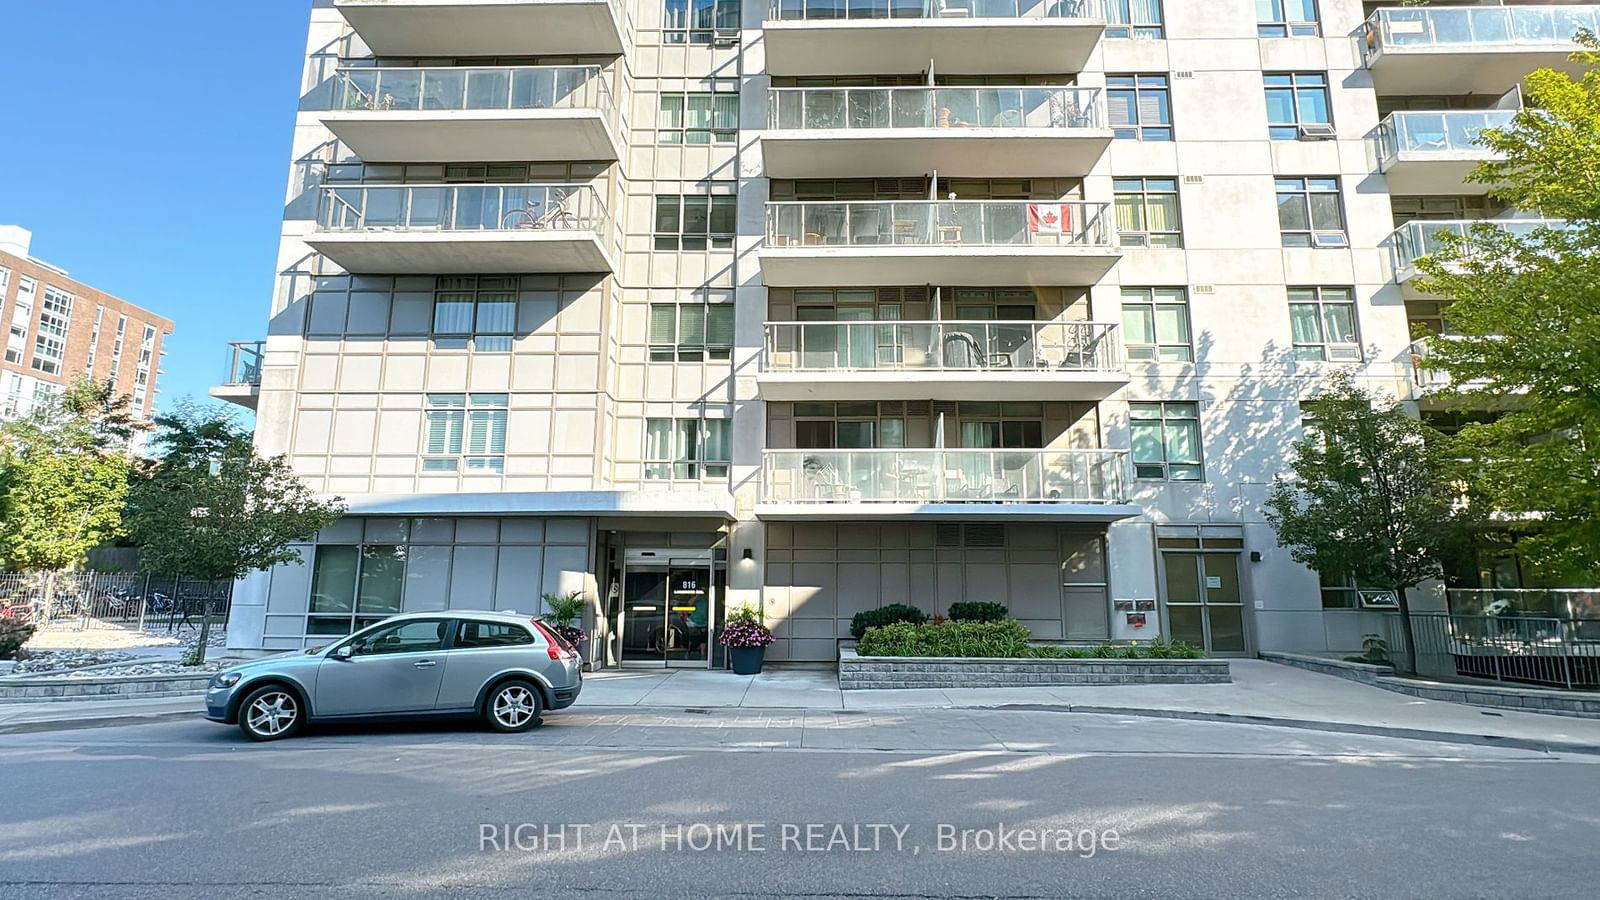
[0,710,201,735]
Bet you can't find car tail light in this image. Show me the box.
[531,619,577,661]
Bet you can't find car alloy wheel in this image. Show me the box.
[242,688,301,741]
[488,682,541,732]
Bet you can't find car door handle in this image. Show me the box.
[413,660,437,669]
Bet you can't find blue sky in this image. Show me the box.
[0,1,311,419]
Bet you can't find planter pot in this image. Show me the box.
[729,646,766,675]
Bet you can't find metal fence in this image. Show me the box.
[0,572,234,633]
[1385,613,1600,691]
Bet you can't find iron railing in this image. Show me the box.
[1388,218,1563,278]
[762,320,1122,373]
[1448,588,1600,621]
[761,448,1128,504]
[768,86,1104,130]
[1386,612,1600,690]
[0,572,234,634]
[331,65,613,119]
[765,200,1113,248]
[316,183,607,234]
[1374,110,1513,168]
[1362,6,1600,65]
[222,341,263,386]
[767,0,1101,21]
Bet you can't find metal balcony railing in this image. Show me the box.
[768,86,1103,130]
[766,0,1102,21]
[1388,218,1563,276]
[330,65,613,118]
[222,341,264,386]
[1374,110,1513,167]
[763,320,1121,373]
[765,200,1112,248]
[1363,6,1600,65]
[315,183,607,233]
[762,448,1128,504]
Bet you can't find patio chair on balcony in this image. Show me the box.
[1061,328,1109,371]
[941,331,988,369]
[801,456,849,500]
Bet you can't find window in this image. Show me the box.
[1113,177,1182,248]
[85,306,104,374]
[31,287,73,376]
[1288,287,1360,361]
[1106,0,1164,39]
[1319,570,1379,610]
[1131,401,1202,481]
[432,276,516,351]
[793,401,906,449]
[645,417,730,479]
[1107,75,1172,141]
[109,315,127,373]
[349,618,448,656]
[957,402,1045,449]
[1276,177,1345,247]
[654,192,737,250]
[1264,72,1330,140]
[1257,0,1318,37]
[1121,287,1192,362]
[6,275,36,365]
[649,303,734,361]
[660,91,738,144]
[307,544,406,635]
[423,394,508,473]
[663,0,740,45]
[456,620,534,648]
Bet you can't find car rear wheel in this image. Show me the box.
[238,685,303,742]
[485,680,543,733]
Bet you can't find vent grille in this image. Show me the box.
[936,524,962,547]
[964,524,1006,548]
[1194,284,1215,294]
[1173,71,1195,79]
[1183,175,1203,184]
[906,400,932,417]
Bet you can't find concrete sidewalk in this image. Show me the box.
[4,659,1599,753]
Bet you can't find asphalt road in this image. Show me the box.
[1,709,1597,899]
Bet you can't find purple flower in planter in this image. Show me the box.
[718,606,775,648]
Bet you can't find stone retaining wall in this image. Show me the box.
[1259,651,1393,684]
[839,648,1231,690]
[1261,651,1600,719]
[0,673,212,703]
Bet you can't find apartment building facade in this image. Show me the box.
[0,226,174,428]
[220,0,1581,664]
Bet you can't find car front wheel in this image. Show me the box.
[485,680,543,733]
[238,685,303,742]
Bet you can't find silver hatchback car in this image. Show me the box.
[205,610,582,741]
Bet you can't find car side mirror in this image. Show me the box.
[333,645,353,660]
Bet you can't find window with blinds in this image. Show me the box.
[659,91,738,144]
[1106,74,1172,141]
[423,393,507,473]
[649,303,734,361]
[1113,177,1182,248]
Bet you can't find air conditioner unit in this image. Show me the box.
[1311,231,1349,248]
[1297,123,1337,140]
[712,29,739,48]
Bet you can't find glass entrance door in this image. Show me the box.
[619,556,723,668]
[1161,552,1248,655]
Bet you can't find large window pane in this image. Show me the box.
[357,545,405,614]
[309,545,358,614]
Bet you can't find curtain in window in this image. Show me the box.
[1145,194,1178,232]
[1165,420,1200,465]
[1109,0,1161,25]
[645,419,673,478]
[703,420,730,462]
[1114,193,1146,233]
[476,300,515,334]
[433,298,474,334]
[712,94,738,130]
[1321,303,1356,343]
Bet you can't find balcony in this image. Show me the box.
[756,448,1137,521]
[333,0,627,56]
[1362,6,1598,94]
[759,320,1126,401]
[763,86,1109,178]
[1389,218,1562,285]
[764,0,1105,76]
[209,341,263,410]
[1375,110,1512,195]
[321,66,619,163]
[761,200,1117,286]
[306,183,613,274]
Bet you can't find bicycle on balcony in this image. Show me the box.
[501,197,582,231]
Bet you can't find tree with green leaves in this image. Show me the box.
[1413,39,1600,582]
[1265,375,1465,671]
[0,377,143,572]
[125,404,345,661]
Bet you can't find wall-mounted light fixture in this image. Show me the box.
[741,548,754,562]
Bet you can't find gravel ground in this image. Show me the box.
[11,628,230,676]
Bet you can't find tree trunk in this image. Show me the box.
[1394,584,1419,676]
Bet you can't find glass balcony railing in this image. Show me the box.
[222,341,263,386]
[1375,110,1513,167]
[330,65,612,117]
[316,183,607,233]
[763,320,1121,373]
[765,200,1112,248]
[1389,218,1563,275]
[768,86,1103,130]
[767,0,1101,21]
[762,448,1128,505]
[1363,6,1600,64]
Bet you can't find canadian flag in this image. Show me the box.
[1027,203,1072,235]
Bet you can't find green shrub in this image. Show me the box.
[0,619,33,660]
[857,620,1032,658]
[945,601,1009,623]
[849,603,929,640]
